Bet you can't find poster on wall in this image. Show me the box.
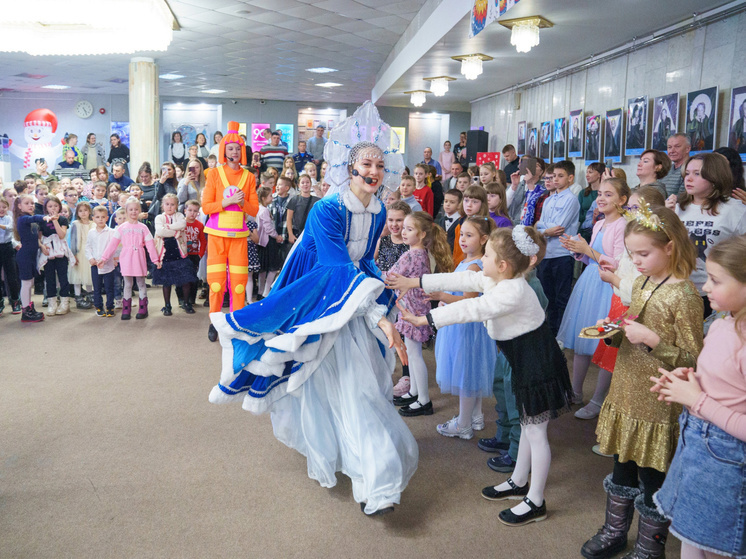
[625,96,648,156]
[275,123,294,151]
[604,108,623,163]
[652,93,678,151]
[553,117,566,161]
[527,127,538,157]
[111,122,130,147]
[568,110,583,158]
[585,115,601,163]
[171,123,209,148]
[392,127,406,154]
[539,121,551,160]
[728,85,746,161]
[686,86,718,154]
[251,123,270,152]
[517,121,526,156]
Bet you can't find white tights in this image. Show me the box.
[73,283,93,297]
[123,276,147,299]
[404,336,429,405]
[495,420,551,514]
[681,543,727,559]
[20,279,33,307]
[245,272,254,304]
[258,271,277,298]
[458,396,483,429]
[572,354,612,407]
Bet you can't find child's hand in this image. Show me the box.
[665,194,677,210]
[650,367,702,408]
[559,233,589,255]
[595,316,611,327]
[288,233,296,244]
[598,268,618,285]
[89,258,97,266]
[428,291,444,301]
[275,235,284,243]
[385,272,418,297]
[174,230,181,239]
[40,245,50,256]
[543,225,565,237]
[395,300,427,327]
[377,317,408,367]
[156,261,162,269]
[732,187,746,206]
[43,216,53,222]
[622,319,660,347]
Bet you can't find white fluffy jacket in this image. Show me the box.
[422,273,545,341]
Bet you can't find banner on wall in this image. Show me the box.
[251,123,270,152]
[476,152,501,168]
[275,124,294,151]
[470,0,520,38]
[238,123,247,137]
[111,121,130,147]
[392,127,406,154]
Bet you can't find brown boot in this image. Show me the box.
[581,475,641,559]
[621,495,670,559]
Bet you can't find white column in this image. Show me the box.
[129,57,159,178]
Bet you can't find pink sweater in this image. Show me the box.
[691,317,746,440]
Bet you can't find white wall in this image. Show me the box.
[471,10,746,185]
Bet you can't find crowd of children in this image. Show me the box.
[3,131,746,558]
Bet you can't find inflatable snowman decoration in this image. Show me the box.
[9,109,64,170]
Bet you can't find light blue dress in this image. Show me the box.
[557,230,614,355]
[209,190,418,513]
[434,258,497,397]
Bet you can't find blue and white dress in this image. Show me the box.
[434,258,497,397]
[209,190,418,513]
[557,230,614,355]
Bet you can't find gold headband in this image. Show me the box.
[622,197,669,237]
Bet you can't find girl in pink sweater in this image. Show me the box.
[101,197,160,320]
[652,235,746,559]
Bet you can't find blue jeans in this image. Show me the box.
[91,266,115,310]
[493,351,520,460]
[537,255,574,335]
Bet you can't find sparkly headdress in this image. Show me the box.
[323,101,404,198]
[512,225,540,256]
[622,197,669,237]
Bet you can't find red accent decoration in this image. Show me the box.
[597,327,605,332]
[476,152,501,167]
[99,108,106,114]
[24,108,58,132]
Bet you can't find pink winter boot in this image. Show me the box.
[135,297,149,319]
[121,298,132,320]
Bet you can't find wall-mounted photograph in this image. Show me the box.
[553,117,566,161]
[686,86,718,154]
[625,96,647,156]
[540,120,551,160]
[568,109,583,158]
[517,120,526,156]
[604,108,623,163]
[585,115,601,163]
[527,127,538,157]
[652,93,678,151]
[728,85,746,161]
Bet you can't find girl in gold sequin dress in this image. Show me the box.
[581,206,703,559]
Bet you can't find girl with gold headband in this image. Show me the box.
[581,204,703,559]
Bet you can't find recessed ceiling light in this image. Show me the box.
[307,107,312,110]
[42,84,70,89]
[315,82,342,88]
[307,67,338,73]
[202,89,226,94]
[159,73,185,80]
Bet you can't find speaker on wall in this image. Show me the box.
[466,130,489,164]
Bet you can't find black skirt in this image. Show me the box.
[258,237,282,272]
[497,321,573,424]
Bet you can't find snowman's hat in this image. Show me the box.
[24,109,58,133]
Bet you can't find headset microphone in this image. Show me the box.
[351,169,374,184]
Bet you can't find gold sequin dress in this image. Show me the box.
[596,275,703,472]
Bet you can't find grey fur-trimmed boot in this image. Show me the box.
[621,494,670,559]
[581,475,642,559]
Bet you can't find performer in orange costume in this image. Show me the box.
[202,122,258,341]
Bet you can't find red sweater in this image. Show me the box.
[185,220,206,258]
[414,185,434,216]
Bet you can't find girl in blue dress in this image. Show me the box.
[557,178,630,410]
[433,216,497,439]
[208,103,417,517]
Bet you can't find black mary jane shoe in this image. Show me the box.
[208,324,219,342]
[360,502,394,517]
[183,303,196,314]
[393,392,418,407]
[481,478,529,501]
[498,496,547,526]
[398,400,433,417]
[161,304,172,316]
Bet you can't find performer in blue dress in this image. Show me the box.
[208,102,417,516]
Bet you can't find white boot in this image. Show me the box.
[46,297,59,317]
[57,297,70,315]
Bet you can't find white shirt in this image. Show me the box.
[676,198,746,292]
[85,226,119,274]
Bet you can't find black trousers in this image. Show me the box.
[44,257,70,298]
[0,242,20,301]
[91,266,115,310]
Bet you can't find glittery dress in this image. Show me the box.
[596,275,703,472]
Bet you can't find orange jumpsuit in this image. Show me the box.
[202,165,258,312]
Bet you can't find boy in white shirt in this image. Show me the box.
[86,206,119,317]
